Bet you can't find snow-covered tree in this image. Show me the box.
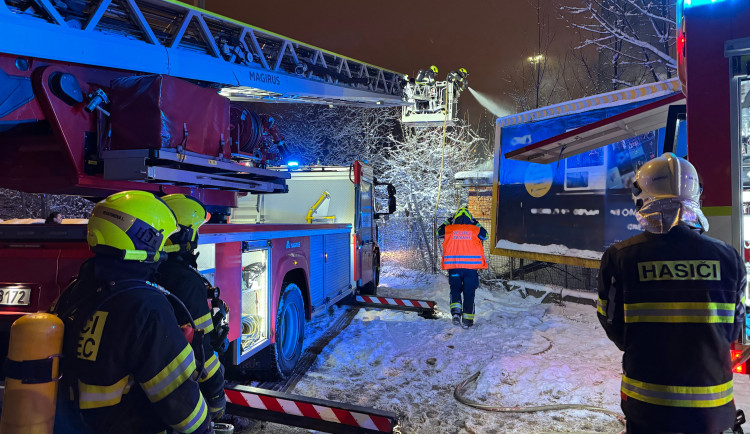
[376,123,484,217]
[0,189,94,221]
[273,105,399,166]
[562,0,677,89]
[372,122,485,272]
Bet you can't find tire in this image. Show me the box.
[228,283,305,381]
[358,260,380,296]
[271,283,305,378]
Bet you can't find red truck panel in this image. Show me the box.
[0,241,91,323]
[684,3,750,208]
[215,241,242,343]
[110,75,231,160]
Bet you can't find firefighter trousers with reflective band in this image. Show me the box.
[625,418,735,434]
[449,268,478,322]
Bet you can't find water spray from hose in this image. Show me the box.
[468,87,513,118]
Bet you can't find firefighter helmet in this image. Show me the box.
[430,65,438,74]
[162,194,208,252]
[454,206,474,220]
[459,68,468,76]
[632,152,701,211]
[87,190,178,262]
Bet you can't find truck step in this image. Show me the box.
[351,295,438,319]
[225,385,399,434]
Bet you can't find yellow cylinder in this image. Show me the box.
[0,313,64,434]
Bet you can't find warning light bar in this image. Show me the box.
[684,0,727,7]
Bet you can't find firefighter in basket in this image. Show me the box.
[415,65,438,85]
[51,191,213,434]
[157,194,229,423]
[447,67,469,95]
[437,206,487,329]
[597,153,746,434]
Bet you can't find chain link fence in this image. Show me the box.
[378,214,598,292]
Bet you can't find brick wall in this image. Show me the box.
[467,187,492,219]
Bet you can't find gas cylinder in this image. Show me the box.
[0,313,64,434]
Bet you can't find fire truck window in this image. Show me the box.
[360,181,373,242]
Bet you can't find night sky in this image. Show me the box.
[203,1,583,125]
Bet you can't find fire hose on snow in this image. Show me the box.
[453,335,626,427]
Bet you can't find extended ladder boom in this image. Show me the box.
[0,0,406,107]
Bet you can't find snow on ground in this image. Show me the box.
[243,265,750,433]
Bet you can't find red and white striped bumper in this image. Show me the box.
[225,385,398,434]
[356,295,435,309]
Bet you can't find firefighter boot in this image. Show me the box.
[462,319,474,329]
[451,308,461,326]
[731,409,745,434]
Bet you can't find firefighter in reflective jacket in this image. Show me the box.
[52,191,212,434]
[597,153,746,434]
[157,194,227,422]
[437,207,487,328]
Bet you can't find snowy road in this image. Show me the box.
[240,265,750,433]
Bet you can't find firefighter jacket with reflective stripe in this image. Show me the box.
[597,225,746,433]
[58,257,211,434]
[440,224,487,270]
[158,254,226,418]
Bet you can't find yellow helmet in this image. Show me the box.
[87,190,178,263]
[430,65,439,74]
[162,194,208,253]
[459,68,468,76]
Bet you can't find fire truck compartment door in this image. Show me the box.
[309,232,351,309]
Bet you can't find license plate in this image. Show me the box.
[0,286,31,306]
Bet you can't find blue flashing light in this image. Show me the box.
[684,0,727,8]
[287,161,299,167]
[678,0,728,29]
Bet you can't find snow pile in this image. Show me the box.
[243,265,750,434]
[495,239,604,260]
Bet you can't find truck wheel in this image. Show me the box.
[227,283,305,381]
[358,263,379,295]
[272,283,305,378]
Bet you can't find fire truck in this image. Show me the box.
[676,0,750,372]
[0,0,434,432]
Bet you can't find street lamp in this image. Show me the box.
[528,54,544,64]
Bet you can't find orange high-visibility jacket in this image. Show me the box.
[441,224,487,270]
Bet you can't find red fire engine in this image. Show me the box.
[0,0,433,432]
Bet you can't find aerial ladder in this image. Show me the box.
[0,0,406,204]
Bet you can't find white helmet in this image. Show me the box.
[632,152,701,211]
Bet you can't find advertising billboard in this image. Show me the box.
[492,97,685,267]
